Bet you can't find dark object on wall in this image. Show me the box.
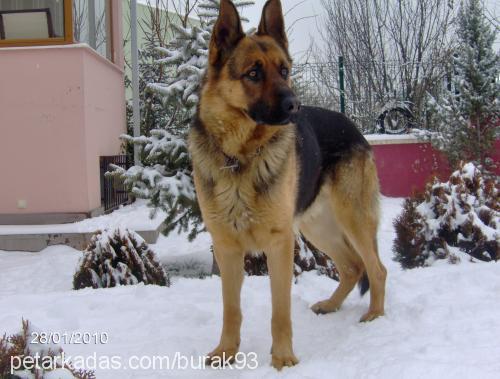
[0,8,55,40]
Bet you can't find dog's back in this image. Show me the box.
[295,106,371,214]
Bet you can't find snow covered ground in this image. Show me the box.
[1,197,499,378]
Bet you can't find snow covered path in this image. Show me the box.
[1,198,499,378]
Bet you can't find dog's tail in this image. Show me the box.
[358,272,370,296]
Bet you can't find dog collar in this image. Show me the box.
[220,144,265,173]
[221,154,241,173]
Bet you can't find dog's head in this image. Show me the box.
[201,0,300,126]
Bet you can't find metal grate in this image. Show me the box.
[100,155,131,213]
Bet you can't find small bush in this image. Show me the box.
[0,319,95,378]
[243,236,339,281]
[394,162,499,269]
[73,228,170,290]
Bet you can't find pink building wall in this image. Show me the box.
[369,136,500,197]
[0,44,125,220]
[83,50,126,212]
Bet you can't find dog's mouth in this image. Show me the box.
[246,112,296,126]
[255,118,291,126]
[268,117,292,126]
[267,112,300,126]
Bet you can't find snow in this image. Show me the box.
[0,200,166,236]
[415,163,499,251]
[1,197,500,378]
[152,231,213,277]
[364,134,418,141]
[460,162,477,181]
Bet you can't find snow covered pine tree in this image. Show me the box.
[112,0,254,240]
[124,1,175,139]
[244,238,339,280]
[73,229,170,290]
[147,0,255,116]
[393,163,499,269]
[197,0,254,25]
[424,0,499,171]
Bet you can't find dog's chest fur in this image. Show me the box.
[190,125,296,231]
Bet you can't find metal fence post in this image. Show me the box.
[88,0,96,49]
[131,0,141,166]
[338,56,345,114]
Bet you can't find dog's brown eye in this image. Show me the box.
[281,67,289,79]
[246,69,261,82]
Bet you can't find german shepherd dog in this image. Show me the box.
[189,0,387,370]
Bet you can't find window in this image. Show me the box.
[0,0,114,63]
[73,0,112,60]
[0,0,72,46]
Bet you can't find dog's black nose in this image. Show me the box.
[282,96,301,115]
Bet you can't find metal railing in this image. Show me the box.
[100,155,131,212]
[293,58,449,134]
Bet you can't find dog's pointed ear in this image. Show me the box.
[257,0,288,51]
[209,0,245,68]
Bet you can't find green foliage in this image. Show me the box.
[423,0,499,170]
[198,0,255,25]
[393,198,430,269]
[111,130,203,239]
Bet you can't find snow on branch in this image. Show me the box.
[73,228,170,290]
[393,162,499,269]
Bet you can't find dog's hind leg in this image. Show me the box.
[310,237,365,315]
[329,153,387,322]
[341,224,386,322]
[299,188,365,315]
[206,236,245,365]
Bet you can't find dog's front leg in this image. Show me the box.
[266,232,299,370]
[207,239,244,366]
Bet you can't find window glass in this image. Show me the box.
[73,0,112,60]
[0,0,65,40]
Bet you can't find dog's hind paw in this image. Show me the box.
[311,299,340,315]
[359,309,384,322]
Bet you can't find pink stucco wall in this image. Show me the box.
[83,50,126,212]
[0,44,125,216]
[369,136,500,197]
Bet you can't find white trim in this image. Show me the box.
[364,134,422,146]
[0,42,88,50]
[0,43,124,74]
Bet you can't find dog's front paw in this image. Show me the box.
[271,352,298,370]
[271,345,298,370]
[205,345,239,368]
[311,299,340,315]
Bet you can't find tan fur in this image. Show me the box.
[299,150,386,320]
[189,0,386,370]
